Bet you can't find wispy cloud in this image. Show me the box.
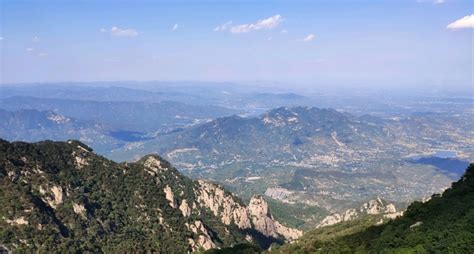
[214,21,233,32]
[26,47,34,52]
[32,36,40,43]
[111,26,139,37]
[0,37,3,41]
[38,52,48,57]
[215,15,283,34]
[172,24,179,31]
[417,0,445,4]
[101,26,139,37]
[447,14,474,30]
[280,29,288,34]
[300,34,315,42]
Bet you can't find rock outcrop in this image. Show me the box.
[247,196,302,240]
[194,180,302,242]
[38,185,64,209]
[316,198,403,228]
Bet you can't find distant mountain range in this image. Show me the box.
[0,96,237,132]
[0,140,300,252]
[0,84,315,113]
[0,108,124,151]
[108,106,472,212]
[119,106,397,165]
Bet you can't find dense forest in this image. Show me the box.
[0,139,293,253]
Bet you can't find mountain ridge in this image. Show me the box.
[108,106,464,212]
[0,139,300,252]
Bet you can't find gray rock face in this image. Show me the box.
[194,181,302,242]
[316,198,403,228]
[247,196,302,240]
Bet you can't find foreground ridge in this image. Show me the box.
[271,163,474,253]
[0,139,300,253]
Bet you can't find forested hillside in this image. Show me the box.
[272,164,474,253]
[0,140,299,253]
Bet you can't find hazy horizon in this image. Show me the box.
[1,0,473,90]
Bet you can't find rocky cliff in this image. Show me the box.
[0,139,300,253]
[316,198,403,228]
[194,180,302,242]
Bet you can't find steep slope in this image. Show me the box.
[272,163,474,253]
[0,140,300,253]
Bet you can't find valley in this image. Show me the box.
[1,84,472,231]
[108,105,473,218]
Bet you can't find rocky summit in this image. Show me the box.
[0,139,300,253]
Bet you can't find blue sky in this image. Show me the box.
[0,0,472,90]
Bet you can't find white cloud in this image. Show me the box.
[301,34,315,42]
[26,47,34,52]
[434,0,445,4]
[103,26,139,37]
[32,36,40,43]
[38,52,48,57]
[447,14,474,30]
[172,24,179,31]
[231,15,283,33]
[280,29,288,34]
[214,21,233,32]
[215,15,283,34]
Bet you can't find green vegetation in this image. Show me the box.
[2,138,472,253]
[265,199,328,229]
[204,243,262,254]
[272,163,474,253]
[0,139,251,252]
